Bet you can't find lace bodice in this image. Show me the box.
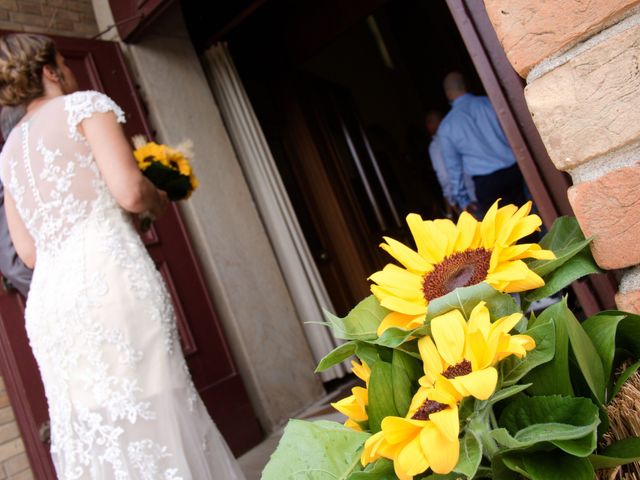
[0,90,126,258]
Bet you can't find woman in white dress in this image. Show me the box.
[0,33,246,479]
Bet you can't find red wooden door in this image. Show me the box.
[0,34,262,477]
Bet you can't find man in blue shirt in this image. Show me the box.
[438,71,526,217]
[426,110,476,218]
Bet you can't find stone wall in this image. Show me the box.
[0,0,98,37]
[485,0,640,312]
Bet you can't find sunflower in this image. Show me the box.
[369,201,555,334]
[418,302,535,399]
[331,360,371,431]
[133,140,167,171]
[361,376,462,478]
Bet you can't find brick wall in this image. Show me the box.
[0,0,98,37]
[0,378,30,480]
[0,2,100,477]
[485,0,640,313]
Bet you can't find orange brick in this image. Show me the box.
[525,23,640,171]
[3,452,30,476]
[616,290,640,314]
[485,0,640,76]
[568,166,640,270]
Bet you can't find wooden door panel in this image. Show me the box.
[0,34,262,478]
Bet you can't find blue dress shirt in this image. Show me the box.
[428,135,476,206]
[438,93,516,208]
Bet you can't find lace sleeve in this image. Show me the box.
[64,90,126,142]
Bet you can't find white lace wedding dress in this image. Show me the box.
[0,91,246,480]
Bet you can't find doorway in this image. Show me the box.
[227,0,515,315]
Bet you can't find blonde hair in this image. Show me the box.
[0,33,57,107]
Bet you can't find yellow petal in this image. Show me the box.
[407,213,441,264]
[351,360,371,384]
[420,220,450,264]
[377,312,425,336]
[454,211,479,251]
[370,264,426,297]
[431,310,467,366]
[382,417,425,444]
[420,422,459,474]
[369,277,424,303]
[496,334,536,361]
[378,294,427,317]
[433,219,459,257]
[490,313,523,337]
[467,301,490,337]
[506,215,542,245]
[480,201,500,249]
[418,336,445,378]
[465,329,491,370]
[397,434,430,477]
[331,395,367,421]
[361,431,387,465]
[381,237,432,273]
[494,204,519,241]
[450,368,498,400]
[407,387,430,418]
[344,419,362,431]
[429,406,459,442]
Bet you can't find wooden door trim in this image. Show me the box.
[0,295,53,479]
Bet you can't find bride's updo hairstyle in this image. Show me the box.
[0,33,57,107]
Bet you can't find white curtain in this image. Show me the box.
[203,43,348,381]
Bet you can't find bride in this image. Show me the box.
[0,33,246,479]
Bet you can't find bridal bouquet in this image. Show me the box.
[132,135,199,201]
[263,201,640,479]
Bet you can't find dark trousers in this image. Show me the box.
[472,163,526,218]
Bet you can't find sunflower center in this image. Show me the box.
[411,399,447,421]
[422,248,491,301]
[442,359,472,379]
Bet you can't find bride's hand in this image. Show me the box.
[149,189,169,219]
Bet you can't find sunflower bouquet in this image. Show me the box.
[263,201,640,479]
[132,135,198,201]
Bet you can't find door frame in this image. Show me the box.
[445,0,617,314]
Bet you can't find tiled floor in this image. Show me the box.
[238,381,355,480]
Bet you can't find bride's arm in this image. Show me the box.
[4,191,35,269]
[81,111,168,217]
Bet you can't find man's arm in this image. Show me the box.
[428,139,454,205]
[439,131,471,209]
[0,192,32,297]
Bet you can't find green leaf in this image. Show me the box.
[348,458,396,479]
[581,314,627,386]
[355,342,381,367]
[367,361,400,433]
[521,451,594,479]
[493,450,594,480]
[611,359,640,400]
[316,342,356,372]
[481,383,532,408]
[496,395,600,455]
[262,420,369,479]
[500,316,555,386]
[524,250,601,302]
[325,296,389,341]
[523,302,573,396]
[453,430,482,478]
[391,351,419,417]
[374,324,430,349]
[424,282,519,323]
[589,437,640,469]
[562,300,606,404]
[528,216,592,276]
